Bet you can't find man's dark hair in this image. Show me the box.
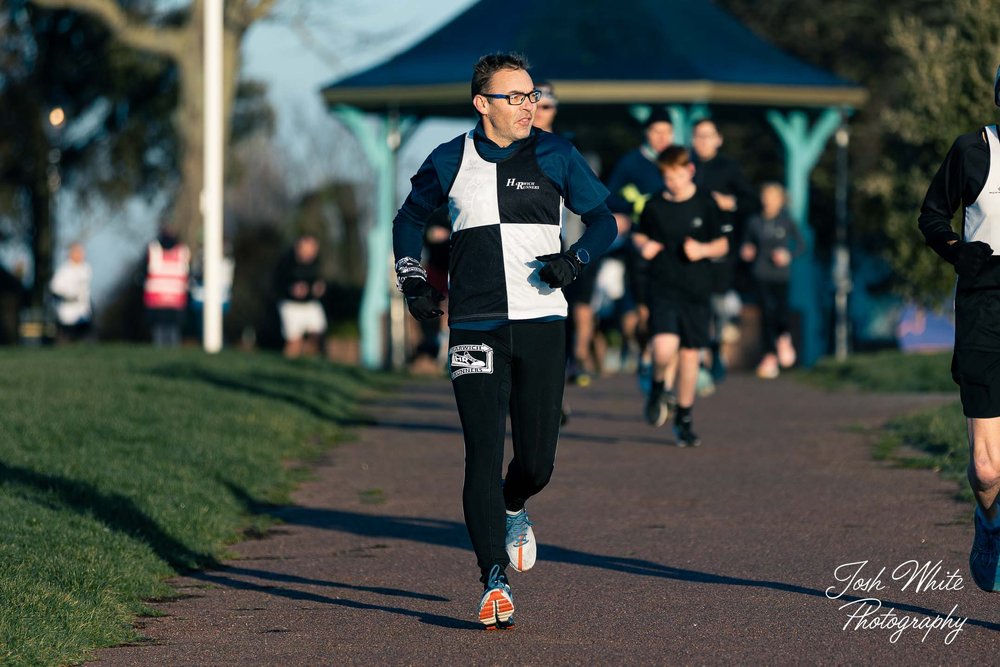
[471,52,530,97]
[644,107,673,129]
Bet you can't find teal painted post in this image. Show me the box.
[765,107,842,366]
[334,106,394,370]
[667,103,710,146]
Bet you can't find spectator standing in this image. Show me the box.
[49,242,93,342]
[144,226,190,347]
[274,233,327,359]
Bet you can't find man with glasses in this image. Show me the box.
[392,52,616,628]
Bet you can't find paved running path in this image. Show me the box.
[95,373,998,665]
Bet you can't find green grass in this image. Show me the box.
[0,345,389,666]
[801,350,970,503]
[875,402,971,503]
[801,349,954,393]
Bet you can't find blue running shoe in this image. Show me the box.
[505,509,536,572]
[478,564,515,627]
[970,508,1000,592]
[638,361,652,396]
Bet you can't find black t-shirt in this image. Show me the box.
[639,189,724,302]
[273,249,322,302]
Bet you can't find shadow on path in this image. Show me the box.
[187,570,478,631]
[237,499,1000,634]
[0,461,216,571]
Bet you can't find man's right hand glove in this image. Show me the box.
[401,278,444,320]
[944,240,993,279]
[535,252,583,289]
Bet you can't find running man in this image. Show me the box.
[392,52,616,627]
[918,65,1000,591]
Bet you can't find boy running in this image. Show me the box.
[635,146,728,446]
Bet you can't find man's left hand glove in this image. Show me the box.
[536,252,583,289]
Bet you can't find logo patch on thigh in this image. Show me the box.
[449,343,494,379]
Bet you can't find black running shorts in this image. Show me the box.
[953,288,1000,418]
[648,296,711,349]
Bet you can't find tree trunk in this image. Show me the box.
[29,176,52,310]
[168,22,242,252]
[28,98,53,311]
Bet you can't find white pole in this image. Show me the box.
[203,0,224,352]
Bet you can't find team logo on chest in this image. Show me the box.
[505,177,540,191]
[449,343,494,378]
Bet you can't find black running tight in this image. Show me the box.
[448,320,566,581]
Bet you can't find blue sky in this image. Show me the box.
[52,0,477,305]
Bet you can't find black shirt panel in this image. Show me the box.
[639,190,724,302]
[448,224,508,322]
[495,138,562,226]
[273,250,321,302]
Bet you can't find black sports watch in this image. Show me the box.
[573,248,591,266]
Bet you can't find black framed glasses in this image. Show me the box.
[480,89,542,105]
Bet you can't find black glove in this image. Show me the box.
[943,240,993,279]
[401,278,444,320]
[535,252,583,289]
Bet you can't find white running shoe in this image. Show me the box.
[505,509,536,572]
[477,564,514,628]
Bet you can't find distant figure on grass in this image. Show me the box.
[635,145,728,447]
[392,52,615,629]
[49,242,93,342]
[144,226,190,347]
[740,182,802,379]
[919,65,1000,593]
[274,233,326,359]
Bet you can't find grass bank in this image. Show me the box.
[802,350,968,501]
[0,345,386,666]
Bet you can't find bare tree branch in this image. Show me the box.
[30,0,185,59]
[227,0,278,31]
[247,0,278,23]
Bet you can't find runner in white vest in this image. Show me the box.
[919,65,1000,592]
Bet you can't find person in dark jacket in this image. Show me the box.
[740,183,803,378]
[918,64,1000,592]
[274,233,326,358]
[691,118,760,385]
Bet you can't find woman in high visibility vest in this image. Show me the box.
[144,226,190,347]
